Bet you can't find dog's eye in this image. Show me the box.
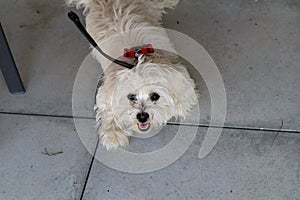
[127,94,137,101]
[150,92,160,101]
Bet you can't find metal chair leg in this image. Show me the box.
[0,22,25,94]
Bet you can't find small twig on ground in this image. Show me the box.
[271,120,284,145]
[42,147,63,156]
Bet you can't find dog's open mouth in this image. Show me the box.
[138,123,150,131]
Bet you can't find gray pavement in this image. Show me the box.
[0,0,299,199]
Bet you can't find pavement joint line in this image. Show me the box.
[166,122,300,134]
[80,139,99,200]
[1,111,299,134]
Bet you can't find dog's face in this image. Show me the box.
[110,62,198,135]
[115,84,177,134]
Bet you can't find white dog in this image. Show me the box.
[66,0,198,150]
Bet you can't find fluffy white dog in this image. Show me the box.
[66,0,198,150]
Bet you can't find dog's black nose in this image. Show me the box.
[136,112,149,123]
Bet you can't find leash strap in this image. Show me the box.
[67,11,135,69]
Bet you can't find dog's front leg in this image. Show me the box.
[98,111,129,150]
[95,69,129,150]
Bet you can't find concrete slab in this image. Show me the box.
[0,0,89,116]
[164,0,300,129]
[82,127,300,200]
[0,114,97,200]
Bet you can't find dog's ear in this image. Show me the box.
[167,65,198,118]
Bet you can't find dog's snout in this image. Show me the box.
[136,112,149,123]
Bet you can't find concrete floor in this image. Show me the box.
[0,0,299,199]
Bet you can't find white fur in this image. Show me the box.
[67,0,198,150]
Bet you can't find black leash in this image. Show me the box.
[67,11,134,69]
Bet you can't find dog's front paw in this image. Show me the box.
[100,131,129,150]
